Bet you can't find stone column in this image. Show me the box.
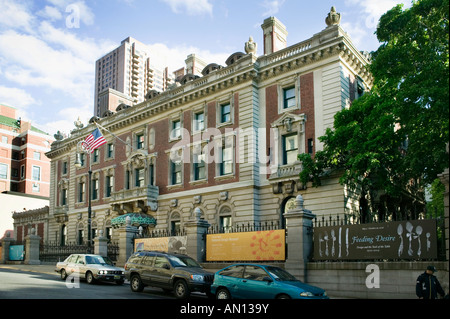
[1,232,14,263]
[184,208,210,262]
[116,216,137,267]
[94,230,109,257]
[24,228,41,265]
[284,195,315,282]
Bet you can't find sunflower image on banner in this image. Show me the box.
[206,230,286,261]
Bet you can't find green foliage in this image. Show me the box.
[299,0,449,214]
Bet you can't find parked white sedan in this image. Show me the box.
[56,254,125,285]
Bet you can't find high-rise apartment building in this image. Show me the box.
[94,37,173,117]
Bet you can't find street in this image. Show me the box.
[0,268,208,300]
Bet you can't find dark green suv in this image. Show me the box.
[124,251,214,298]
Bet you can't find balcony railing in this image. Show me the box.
[110,185,159,211]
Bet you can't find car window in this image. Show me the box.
[266,266,297,281]
[85,255,114,266]
[219,265,244,278]
[167,255,201,268]
[76,256,85,264]
[154,256,169,268]
[243,266,269,281]
[142,255,155,266]
[66,255,75,263]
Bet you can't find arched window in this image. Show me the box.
[280,196,296,229]
[219,206,232,233]
[170,212,181,236]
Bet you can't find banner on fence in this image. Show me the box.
[313,219,437,260]
[134,236,187,254]
[206,230,285,262]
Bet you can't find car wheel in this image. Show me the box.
[276,294,291,299]
[216,288,231,299]
[130,274,144,292]
[60,269,67,280]
[174,279,190,299]
[86,271,96,284]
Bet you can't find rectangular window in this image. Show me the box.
[107,143,114,158]
[92,178,99,200]
[0,163,7,179]
[78,182,85,202]
[283,87,296,109]
[220,145,233,176]
[171,120,181,139]
[193,152,206,181]
[106,175,114,197]
[33,151,41,160]
[308,138,314,154]
[62,161,68,175]
[194,112,205,132]
[149,164,155,186]
[135,168,145,187]
[20,165,25,179]
[220,216,232,233]
[93,149,99,162]
[61,189,67,206]
[125,170,131,190]
[220,103,231,123]
[171,160,182,185]
[32,166,41,181]
[282,134,298,165]
[136,134,144,150]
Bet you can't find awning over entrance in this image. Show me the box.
[111,213,157,229]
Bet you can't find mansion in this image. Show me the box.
[45,10,372,245]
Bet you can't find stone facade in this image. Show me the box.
[45,13,371,252]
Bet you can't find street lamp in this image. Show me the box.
[74,141,93,247]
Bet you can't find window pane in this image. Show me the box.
[221,104,231,123]
[32,166,41,181]
[283,87,296,109]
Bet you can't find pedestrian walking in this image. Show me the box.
[416,265,445,299]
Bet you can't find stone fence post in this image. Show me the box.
[0,232,14,263]
[185,207,210,262]
[284,195,316,282]
[24,228,41,265]
[94,230,109,257]
[116,216,138,267]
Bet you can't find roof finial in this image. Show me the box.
[326,6,341,27]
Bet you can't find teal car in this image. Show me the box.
[211,264,328,299]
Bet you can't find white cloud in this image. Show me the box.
[146,43,230,73]
[37,6,63,21]
[261,0,285,17]
[0,86,37,109]
[160,0,213,16]
[45,0,95,26]
[0,0,34,32]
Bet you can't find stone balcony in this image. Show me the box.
[268,162,305,194]
[110,185,159,214]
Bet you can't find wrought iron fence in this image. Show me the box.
[39,242,93,263]
[107,242,119,261]
[208,220,281,234]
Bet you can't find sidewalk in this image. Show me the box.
[0,263,58,276]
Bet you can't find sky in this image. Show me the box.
[0,0,413,137]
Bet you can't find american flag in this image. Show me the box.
[84,128,107,153]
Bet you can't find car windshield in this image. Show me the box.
[266,266,298,281]
[167,255,201,268]
[85,255,114,266]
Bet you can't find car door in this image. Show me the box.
[150,255,172,288]
[240,265,274,299]
[139,254,155,285]
[75,255,88,279]
[217,265,245,298]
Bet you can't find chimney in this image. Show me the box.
[261,17,288,55]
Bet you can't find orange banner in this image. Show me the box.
[206,230,285,261]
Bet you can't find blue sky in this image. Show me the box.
[0,0,412,137]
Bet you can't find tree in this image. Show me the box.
[299,0,449,221]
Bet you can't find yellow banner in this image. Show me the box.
[206,230,285,261]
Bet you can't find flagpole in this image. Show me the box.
[93,121,132,148]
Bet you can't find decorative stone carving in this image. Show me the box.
[171,199,178,207]
[245,36,257,55]
[326,6,341,27]
[54,131,64,141]
[219,191,228,201]
[74,117,84,130]
[194,195,202,204]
